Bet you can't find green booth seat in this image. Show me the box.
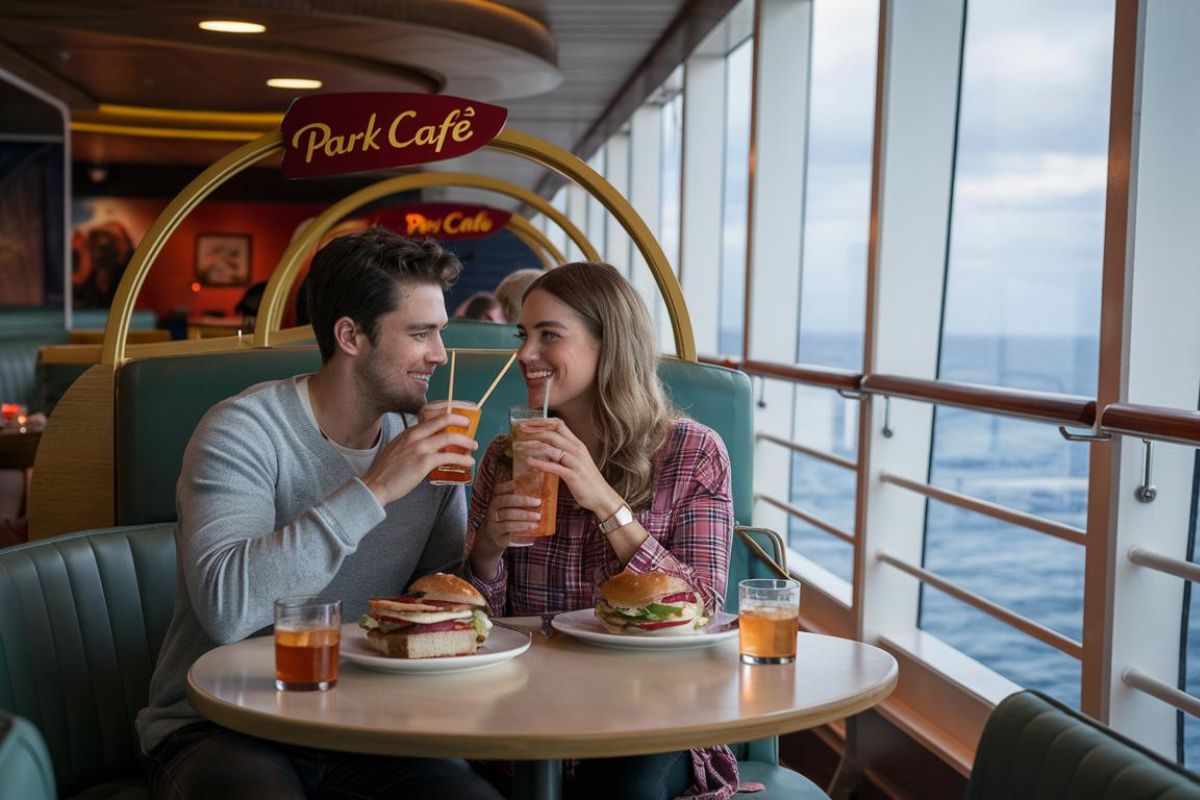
[968,690,1200,799]
[0,523,176,799]
[0,710,56,800]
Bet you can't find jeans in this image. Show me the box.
[146,722,503,800]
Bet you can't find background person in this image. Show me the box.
[493,267,543,323]
[137,228,500,800]
[453,290,506,323]
[465,262,738,800]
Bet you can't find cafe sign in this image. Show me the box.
[372,203,513,240]
[281,93,507,178]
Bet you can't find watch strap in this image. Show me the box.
[598,503,634,535]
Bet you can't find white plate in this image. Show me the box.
[550,609,739,650]
[340,623,531,674]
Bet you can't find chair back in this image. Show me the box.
[0,711,56,800]
[0,524,177,796]
[967,690,1200,799]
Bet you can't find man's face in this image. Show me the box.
[356,282,448,415]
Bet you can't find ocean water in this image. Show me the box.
[775,332,1200,765]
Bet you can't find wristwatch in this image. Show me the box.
[598,503,634,536]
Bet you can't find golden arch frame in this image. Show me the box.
[98,128,695,365]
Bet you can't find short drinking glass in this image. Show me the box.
[507,405,559,547]
[738,579,800,665]
[274,596,341,691]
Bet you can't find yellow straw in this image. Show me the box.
[476,351,518,410]
[446,350,456,414]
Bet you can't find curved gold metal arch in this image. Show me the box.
[507,216,561,268]
[101,126,694,363]
[255,171,595,346]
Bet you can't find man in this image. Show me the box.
[136,228,501,799]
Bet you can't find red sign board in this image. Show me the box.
[280,93,507,179]
[371,203,513,240]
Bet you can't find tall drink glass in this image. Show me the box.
[508,405,559,547]
[419,400,482,484]
[738,579,800,665]
[274,596,341,691]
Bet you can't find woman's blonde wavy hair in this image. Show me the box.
[524,262,675,512]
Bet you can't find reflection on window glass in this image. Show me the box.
[586,149,606,258]
[919,0,1115,711]
[796,0,877,371]
[719,38,752,356]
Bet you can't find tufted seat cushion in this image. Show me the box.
[0,524,177,798]
[0,710,56,800]
[967,690,1200,799]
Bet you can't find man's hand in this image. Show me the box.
[361,413,477,506]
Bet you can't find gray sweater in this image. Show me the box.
[136,379,465,754]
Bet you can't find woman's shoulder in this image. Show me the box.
[658,417,731,468]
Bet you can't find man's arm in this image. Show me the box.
[411,485,468,579]
[177,402,385,645]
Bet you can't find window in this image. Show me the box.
[918,0,1116,706]
[718,38,752,356]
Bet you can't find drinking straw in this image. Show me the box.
[476,351,518,410]
[542,374,553,418]
[446,350,456,414]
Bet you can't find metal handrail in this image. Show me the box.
[861,374,1096,427]
[877,552,1084,659]
[1127,547,1200,584]
[1122,668,1200,719]
[754,494,856,545]
[756,433,858,472]
[879,472,1087,546]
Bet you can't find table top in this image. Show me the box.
[187,617,898,760]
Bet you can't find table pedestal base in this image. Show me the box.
[516,759,562,800]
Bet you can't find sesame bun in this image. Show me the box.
[409,572,486,608]
[599,571,693,608]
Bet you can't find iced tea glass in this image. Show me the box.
[274,596,341,691]
[419,400,482,484]
[508,405,559,548]
[738,579,800,665]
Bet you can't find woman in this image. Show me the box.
[465,262,738,800]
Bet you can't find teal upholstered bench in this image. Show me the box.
[968,690,1200,799]
[0,710,56,800]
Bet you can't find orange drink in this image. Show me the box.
[738,579,800,665]
[274,596,341,691]
[508,405,559,547]
[420,400,482,484]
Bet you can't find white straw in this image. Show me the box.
[541,374,552,418]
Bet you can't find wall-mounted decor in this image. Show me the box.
[194,233,251,286]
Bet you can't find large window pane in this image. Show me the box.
[919,0,1116,709]
[795,0,877,371]
[718,38,752,356]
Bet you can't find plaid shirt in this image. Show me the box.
[465,418,740,800]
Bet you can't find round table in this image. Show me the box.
[188,617,898,799]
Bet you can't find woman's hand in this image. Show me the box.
[469,479,541,580]
[516,418,624,517]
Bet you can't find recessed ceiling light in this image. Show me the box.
[198,20,266,34]
[267,78,323,90]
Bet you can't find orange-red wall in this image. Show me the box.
[73,198,328,318]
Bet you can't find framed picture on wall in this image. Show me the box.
[194,233,252,287]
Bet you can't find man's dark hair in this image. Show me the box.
[306,227,462,362]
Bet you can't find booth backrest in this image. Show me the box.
[0,523,177,797]
[967,690,1200,799]
[0,711,56,800]
[115,344,753,527]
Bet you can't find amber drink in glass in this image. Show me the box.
[508,405,559,547]
[738,579,800,665]
[274,596,341,691]
[419,400,482,484]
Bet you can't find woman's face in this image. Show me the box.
[516,288,601,417]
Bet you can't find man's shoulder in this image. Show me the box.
[193,377,304,440]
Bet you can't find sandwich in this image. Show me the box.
[358,572,492,658]
[595,571,709,635]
